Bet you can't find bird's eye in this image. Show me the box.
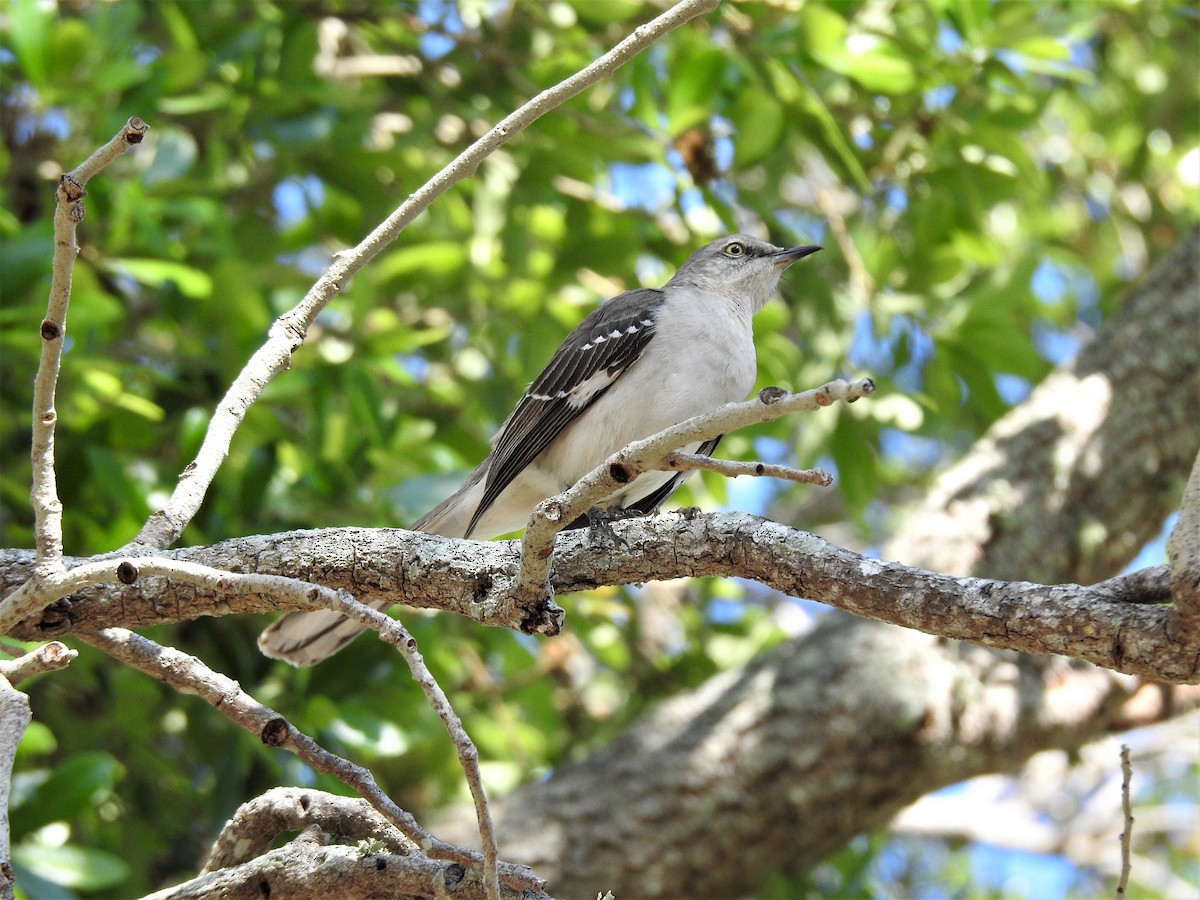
[724,242,746,257]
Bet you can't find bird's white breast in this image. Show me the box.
[542,289,757,487]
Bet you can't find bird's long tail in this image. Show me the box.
[256,463,489,667]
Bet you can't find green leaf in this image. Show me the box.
[830,412,879,518]
[377,242,469,285]
[8,0,53,88]
[791,81,872,192]
[666,48,727,135]
[1011,35,1069,61]
[12,844,130,892]
[730,87,786,168]
[820,42,917,94]
[105,258,213,299]
[10,752,123,834]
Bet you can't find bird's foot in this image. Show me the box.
[584,506,646,548]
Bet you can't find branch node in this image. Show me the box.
[116,560,139,585]
[758,385,787,404]
[262,716,291,747]
[124,116,149,143]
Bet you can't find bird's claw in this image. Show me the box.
[585,506,646,548]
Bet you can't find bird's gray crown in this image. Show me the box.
[666,233,821,311]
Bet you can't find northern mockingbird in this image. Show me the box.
[259,233,821,666]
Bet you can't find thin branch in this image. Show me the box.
[510,378,875,611]
[665,451,834,487]
[1116,744,1133,898]
[131,0,720,551]
[313,590,504,900]
[76,627,543,894]
[29,117,148,571]
[0,642,76,687]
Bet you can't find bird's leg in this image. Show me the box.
[583,505,648,547]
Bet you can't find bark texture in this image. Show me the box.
[438,230,1200,897]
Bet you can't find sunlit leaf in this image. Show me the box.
[12,844,130,892]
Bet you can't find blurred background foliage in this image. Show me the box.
[1,0,1196,896]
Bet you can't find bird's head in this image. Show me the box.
[669,233,822,311]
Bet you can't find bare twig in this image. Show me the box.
[0,642,76,687]
[76,627,543,894]
[132,0,720,552]
[510,378,875,610]
[665,451,833,487]
[29,117,147,571]
[1116,744,1133,897]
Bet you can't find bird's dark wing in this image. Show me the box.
[622,435,724,515]
[465,288,667,537]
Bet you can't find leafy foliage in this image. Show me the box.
[1,0,1196,896]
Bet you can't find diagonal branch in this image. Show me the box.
[76,627,543,895]
[131,0,720,552]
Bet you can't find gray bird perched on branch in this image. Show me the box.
[259,233,821,666]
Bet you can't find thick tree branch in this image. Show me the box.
[2,515,1192,682]
[130,0,719,552]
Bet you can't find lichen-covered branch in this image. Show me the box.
[201,788,418,874]
[2,518,1194,682]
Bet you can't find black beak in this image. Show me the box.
[773,245,823,268]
